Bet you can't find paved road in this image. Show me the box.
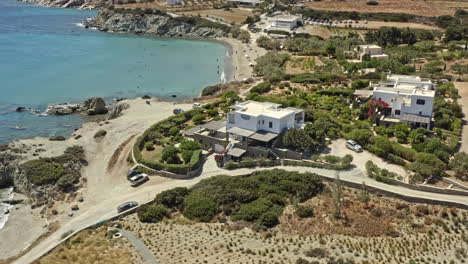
[15,156,468,264]
[117,228,158,264]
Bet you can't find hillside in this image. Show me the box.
[304,0,468,17]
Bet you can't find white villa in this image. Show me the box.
[371,75,435,129]
[184,101,305,160]
[227,101,304,134]
[355,45,389,61]
[269,14,303,30]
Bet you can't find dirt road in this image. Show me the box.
[454,82,468,153]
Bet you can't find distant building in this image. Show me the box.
[166,0,181,5]
[355,45,389,61]
[371,75,435,129]
[227,0,263,7]
[269,14,303,30]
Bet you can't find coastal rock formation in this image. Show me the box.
[86,8,230,38]
[17,0,109,9]
[108,102,130,119]
[82,97,108,115]
[46,97,108,116]
[0,151,17,188]
[0,144,87,207]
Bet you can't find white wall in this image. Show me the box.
[227,112,296,134]
[373,91,434,118]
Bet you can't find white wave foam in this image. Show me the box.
[75,22,84,28]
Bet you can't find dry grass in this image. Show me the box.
[176,8,254,25]
[285,56,324,74]
[304,0,468,17]
[34,228,136,264]
[109,185,468,264]
[141,145,164,161]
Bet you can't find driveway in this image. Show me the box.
[454,82,468,153]
[324,139,409,181]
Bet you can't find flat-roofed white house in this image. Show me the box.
[227,101,304,134]
[355,45,389,61]
[371,74,435,129]
[269,14,303,30]
[183,101,305,160]
[227,0,263,7]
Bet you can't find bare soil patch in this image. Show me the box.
[177,8,254,25]
[304,0,468,17]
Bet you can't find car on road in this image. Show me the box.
[346,140,363,152]
[127,168,140,179]
[192,103,203,108]
[117,201,138,213]
[129,173,149,187]
[173,108,184,115]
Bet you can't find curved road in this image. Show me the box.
[15,156,468,264]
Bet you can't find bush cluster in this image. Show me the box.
[149,169,323,228]
[365,160,398,184]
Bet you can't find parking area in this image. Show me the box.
[324,138,409,181]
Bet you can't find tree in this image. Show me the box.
[450,152,468,180]
[282,128,318,151]
[408,153,446,181]
[183,191,217,222]
[325,43,336,57]
[161,145,180,164]
[347,129,373,146]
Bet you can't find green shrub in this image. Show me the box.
[161,145,179,163]
[366,0,379,5]
[155,187,190,209]
[137,205,168,223]
[22,159,66,185]
[295,205,314,218]
[192,114,205,125]
[56,172,79,189]
[351,80,369,89]
[180,140,201,151]
[145,142,155,151]
[250,82,272,94]
[49,136,66,141]
[183,192,217,222]
[182,150,194,164]
[305,247,328,258]
[257,210,280,228]
[234,198,275,222]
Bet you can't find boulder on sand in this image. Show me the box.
[81,97,108,115]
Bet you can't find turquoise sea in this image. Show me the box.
[0,0,227,143]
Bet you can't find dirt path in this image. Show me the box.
[454,82,468,153]
[117,228,159,264]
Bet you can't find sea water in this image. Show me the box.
[0,0,227,143]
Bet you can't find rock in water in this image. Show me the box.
[16,107,27,112]
[81,97,108,115]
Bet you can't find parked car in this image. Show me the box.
[192,103,203,108]
[117,201,138,213]
[129,173,149,187]
[173,108,184,115]
[127,168,140,179]
[346,140,363,152]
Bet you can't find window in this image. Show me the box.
[395,110,401,115]
[269,122,273,128]
[262,120,264,125]
[416,99,425,105]
[419,111,422,115]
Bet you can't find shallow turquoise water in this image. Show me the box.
[0,0,227,143]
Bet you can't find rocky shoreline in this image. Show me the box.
[84,8,230,38]
[17,0,107,9]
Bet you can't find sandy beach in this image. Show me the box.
[0,193,47,261]
[219,37,266,82]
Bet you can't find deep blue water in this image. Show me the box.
[0,0,227,143]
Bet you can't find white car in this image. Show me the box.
[193,103,203,109]
[346,140,363,152]
[129,173,149,187]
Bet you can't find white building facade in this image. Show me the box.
[227,101,304,134]
[372,75,435,129]
[355,45,389,61]
[269,14,303,30]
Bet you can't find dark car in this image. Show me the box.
[127,168,140,179]
[173,108,184,114]
[117,201,139,213]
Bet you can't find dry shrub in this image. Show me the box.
[414,205,430,217]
